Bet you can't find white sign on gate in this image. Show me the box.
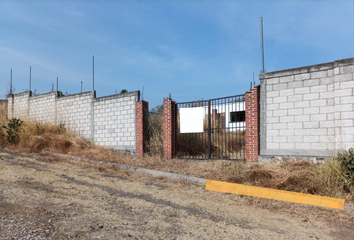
[179,107,204,133]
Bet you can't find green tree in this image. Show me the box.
[150,104,163,115]
[1,118,23,144]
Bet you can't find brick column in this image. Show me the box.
[163,98,177,159]
[245,85,260,162]
[136,101,149,157]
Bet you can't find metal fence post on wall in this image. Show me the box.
[10,69,14,118]
[92,55,95,91]
[208,100,211,159]
[29,66,31,92]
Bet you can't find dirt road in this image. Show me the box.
[0,151,352,239]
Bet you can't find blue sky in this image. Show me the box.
[1,0,353,108]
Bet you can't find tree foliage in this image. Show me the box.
[150,104,163,115]
[1,118,23,144]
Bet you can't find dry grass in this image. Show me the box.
[1,117,353,200]
[146,114,163,156]
[1,118,353,210]
[177,131,245,159]
[177,132,208,157]
[221,159,353,202]
[0,109,8,148]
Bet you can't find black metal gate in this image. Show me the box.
[177,94,246,160]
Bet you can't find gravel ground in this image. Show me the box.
[0,151,353,239]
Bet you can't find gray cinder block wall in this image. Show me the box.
[93,93,139,152]
[260,58,354,160]
[29,92,56,123]
[9,91,31,119]
[8,90,140,152]
[57,91,93,139]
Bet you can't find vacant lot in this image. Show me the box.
[0,150,353,239]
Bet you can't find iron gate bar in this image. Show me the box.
[208,100,211,159]
[177,94,246,161]
[177,93,245,105]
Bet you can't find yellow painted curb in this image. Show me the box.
[205,179,345,209]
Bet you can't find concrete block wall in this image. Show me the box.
[57,92,93,139]
[334,63,354,150]
[11,91,31,119]
[93,91,139,152]
[260,58,354,159]
[7,97,13,119]
[29,92,56,123]
[8,90,141,152]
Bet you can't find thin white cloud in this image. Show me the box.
[0,46,57,73]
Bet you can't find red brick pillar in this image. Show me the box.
[163,98,177,159]
[136,101,148,157]
[245,85,260,162]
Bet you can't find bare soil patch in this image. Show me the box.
[1,151,354,239]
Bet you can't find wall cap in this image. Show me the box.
[259,57,354,80]
[11,91,32,97]
[95,91,140,102]
[29,91,59,99]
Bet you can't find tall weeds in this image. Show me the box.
[222,159,354,202]
[0,108,7,148]
[146,113,164,156]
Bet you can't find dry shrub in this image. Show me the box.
[0,134,6,148]
[0,109,7,124]
[246,165,273,182]
[146,114,163,156]
[0,109,8,148]
[19,121,67,142]
[222,159,353,203]
[177,133,208,157]
[316,157,354,200]
[226,131,245,152]
[26,133,73,153]
[177,131,245,159]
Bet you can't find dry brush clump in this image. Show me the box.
[14,121,76,153]
[0,118,93,156]
[146,113,164,156]
[217,159,354,203]
[0,110,8,147]
[226,131,245,152]
[177,133,208,157]
[177,131,245,159]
